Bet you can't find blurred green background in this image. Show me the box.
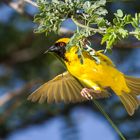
[0,0,140,140]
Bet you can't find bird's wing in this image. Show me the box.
[96,51,115,67]
[28,71,110,103]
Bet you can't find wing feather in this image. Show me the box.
[28,71,110,103]
[70,81,84,101]
[65,81,78,102]
[54,82,62,103]
[63,80,73,102]
[61,80,71,102]
[47,85,55,103]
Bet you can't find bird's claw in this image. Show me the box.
[81,88,93,100]
[80,88,102,100]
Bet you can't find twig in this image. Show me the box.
[72,16,140,38]
[71,16,106,34]
[92,99,126,140]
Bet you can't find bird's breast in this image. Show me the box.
[65,51,101,80]
[64,49,123,89]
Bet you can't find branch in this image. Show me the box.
[0,80,41,107]
[2,0,34,20]
[0,32,43,65]
[71,16,106,34]
[90,36,140,48]
[24,0,38,7]
[3,0,24,13]
[0,80,42,125]
[114,41,140,48]
[72,16,140,38]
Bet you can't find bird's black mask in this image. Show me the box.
[47,42,66,60]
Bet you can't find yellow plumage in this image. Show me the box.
[28,38,140,116]
[65,46,130,95]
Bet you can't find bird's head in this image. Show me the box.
[46,38,70,59]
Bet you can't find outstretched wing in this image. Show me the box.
[28,71,110,103]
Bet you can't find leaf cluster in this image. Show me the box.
[102,10,140,50]
[34,0,140,62]
[34,0,108,35]
[34,0,83,34]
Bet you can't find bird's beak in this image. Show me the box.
[44,45,57,54]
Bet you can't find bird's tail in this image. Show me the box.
[119,75,140,116]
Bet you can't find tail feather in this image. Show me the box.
[119,76,140,116]
[125,75,140,96]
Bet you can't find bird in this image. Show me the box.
[28,38,140,116]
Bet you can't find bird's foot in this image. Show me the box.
[81,88,93,100]
[80,88,102,100]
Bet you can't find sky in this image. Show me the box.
[8,108,117,140]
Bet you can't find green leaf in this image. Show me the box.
[96,0,106,6]
[95,7,108,16]
[52,0,59,4]
[117,9,123,18]
[134,29,140,40]
[83,1,91,10]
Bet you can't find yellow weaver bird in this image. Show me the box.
[28,38,140,116]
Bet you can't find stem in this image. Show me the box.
[24,0,38,7]
[129,31,139,35]
[71,16,106,34]
[92,99,126,140]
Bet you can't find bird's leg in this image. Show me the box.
[80,88,101,100]
[81,88,93,100]
[80,79,102,100]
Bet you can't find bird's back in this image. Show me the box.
[64,46,130,95]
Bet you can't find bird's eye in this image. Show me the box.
[59,42,66,47]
